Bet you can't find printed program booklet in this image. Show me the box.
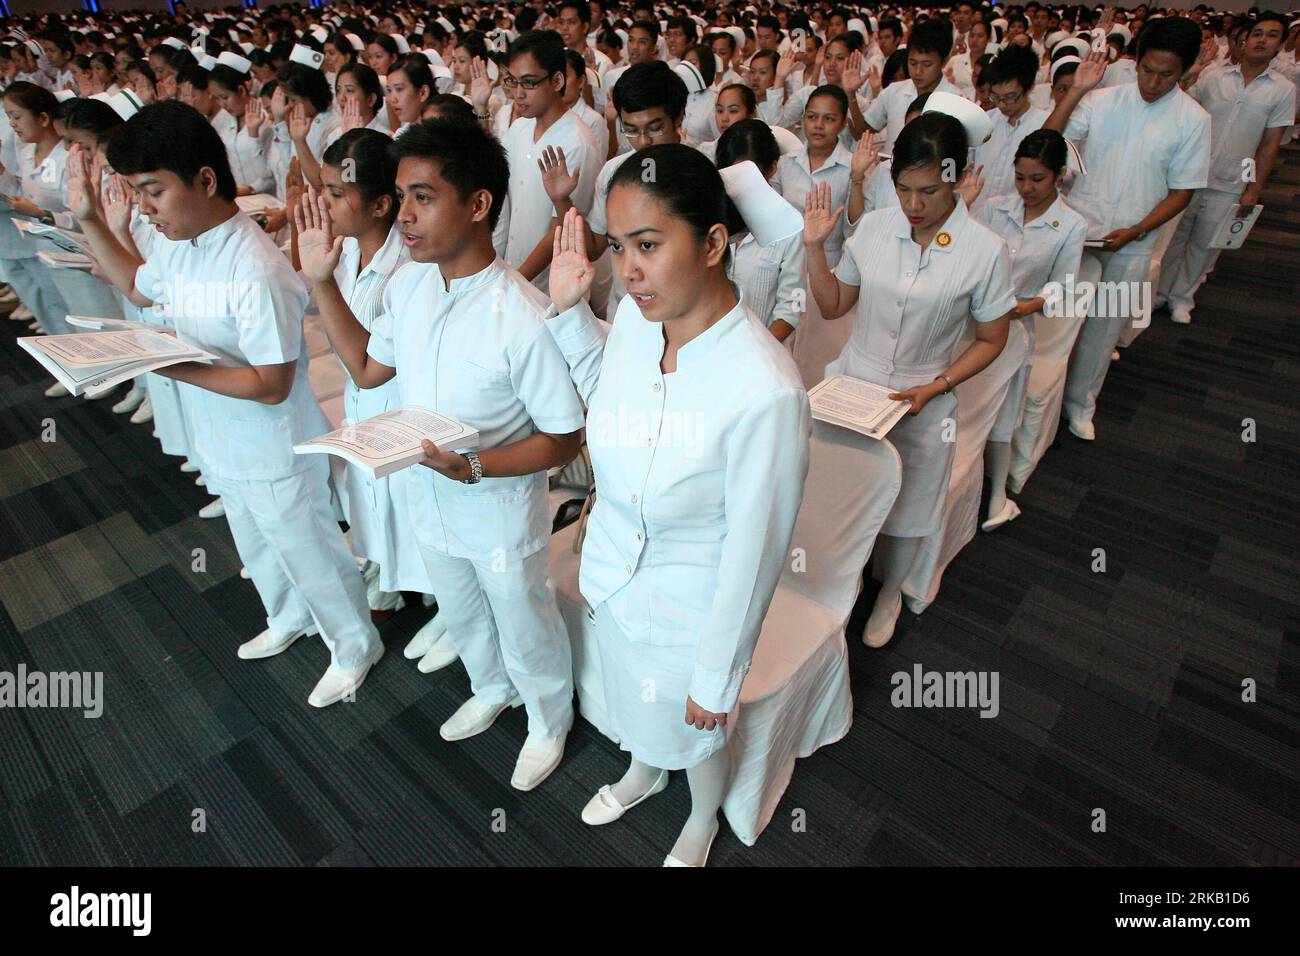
[808,374,911,440]
[19,329,217,398]
[293,406,480,478]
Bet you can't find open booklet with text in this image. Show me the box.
[293,406,480,479]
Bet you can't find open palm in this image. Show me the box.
[549,207,594,312]
[294,189,343,284]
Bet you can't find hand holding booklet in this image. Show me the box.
[808,374,911,440]
[18,330,217,398]
[293,406,480,479]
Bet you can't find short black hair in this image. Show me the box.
[715,118,780,177]
[106,100,237,201]
[277,62,333,113]
[1136,15,1203,71]
[612,60,687,120]
[718,82,757,116]
[508,29,567,80]
[629,19,661,43]
[806,83,849,118]
[909,18,955,59]
[176,64,211,91]
[556,1,591,25]
[892,111,967,183]
[323,128,397,208]
[392,118,509,230]
[1015,127,1069,174]
[983,44,1038,91]
[337,61,383,109]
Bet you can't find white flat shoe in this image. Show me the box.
[198,498,225,519]
[129,396,154,424]
[239,566,251,580]
[308,643,384,708]
[179,460,200,473]
[864,590,903,648]
[664,820,720,867]
[43,381,69,397]
[417,636,459,674]
[195,475,206,487]
[237,624,319,660]
[404,612,447,659]
[1170,307,1191,325]
[439,694,522,741]
[981,499,1022,532]
[581,770,670,825]
[511,733,566,791]
[1068,418,1096,441]
[112,387,146,414]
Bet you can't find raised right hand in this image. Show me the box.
[549,207,594,312]
[293,188,344,284]
[802,181,843,247]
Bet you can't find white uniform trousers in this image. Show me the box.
[417,544,574,739]
[210,456,379,669]
[1063,249,1151,425]
[1156,188,1239,316]
[5,256,72,335]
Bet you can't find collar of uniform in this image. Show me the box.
[362,223,407,279]
[673,285,746,371]
[797,140,853,175]
[440,255,504,294]
[190,209,243,249]
[893,197,971,252]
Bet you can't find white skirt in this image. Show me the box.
[594,602,730,771]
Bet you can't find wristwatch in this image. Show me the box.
[459,451,483,484]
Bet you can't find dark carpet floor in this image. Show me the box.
[0,147,1296,867]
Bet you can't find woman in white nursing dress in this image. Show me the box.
[977,128,1086,530]
[544,145,811,867]
[305,129,451,671]
[804,110,1016,648]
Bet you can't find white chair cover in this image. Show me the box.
[550,421,902,845]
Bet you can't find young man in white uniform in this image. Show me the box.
[304,118,586,792]
[500,30,600,291]
[862,19,964,152]
[1158,13,1295,324]
[972,45,1048,214]
[69,102,381,707]
[1044,22,1210,441]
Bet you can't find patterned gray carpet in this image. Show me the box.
[0,148,1296,867]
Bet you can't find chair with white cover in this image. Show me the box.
[549,421,902,845]
[875,324,1028,614]
[1007,251,1100,493]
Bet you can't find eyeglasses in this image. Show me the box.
[502,74,548,90]
[622,123,667,139]
[988,91,1024,106]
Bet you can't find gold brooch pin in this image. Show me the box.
[936,232,952,247]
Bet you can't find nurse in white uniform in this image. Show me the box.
[208,53,275,196]
[305,119,585,793]
[976,129,1086,530]
[714,119,806,342]
[1043,26,1210,441]
[282,50,342,190]
[69,102,381,708]
[1,82,74,355]
[311,129,452,670]
[545,146,811,867]
[804,110,1016,648]
[772,85,856,389]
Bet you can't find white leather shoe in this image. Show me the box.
[981,499,1022,532]
[129,396,154,424]
[179,459,200,473]
[112,387,146,415]
[417,636,459,674]
[198,498,225,519]
[1170,307,1192,325]
[864,590,903,648]
[404,612,447,659]
[511,733,567,791]
[581,770,669,825]
[308,643,384,708]
[439,694,521,741]
[239,566,251,580]
[664,820,720,867]
[195,475,206,487]
[43,381,69,398]
[237,624,319,660]
[1068,418,1096,441]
